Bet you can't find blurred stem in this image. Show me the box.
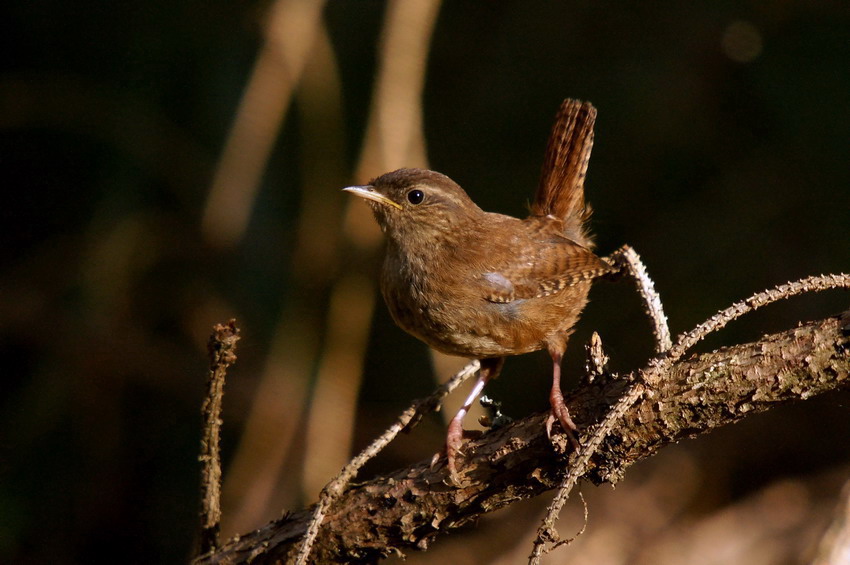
[202,0,327,250]
[301,275,376,497]
[345,0,473,436]
[219,3,336,535]
[221,306,318,535]
[813,477,850,565]
[343,0,441,248]
[300,0,442,501]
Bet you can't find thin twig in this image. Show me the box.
[529,272,850,563]
[584,331,609,380]
[531,246,665,563]
[294,360,480,565]
[605,244,671,353]
[528,382,644,563]
[655,273,850,384]
[532,245,667,559]
[550,490,588,550]
[198,320,240,556]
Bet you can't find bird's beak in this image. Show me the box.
[342,185,402,210]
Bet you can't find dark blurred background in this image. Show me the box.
[2,1,849,563]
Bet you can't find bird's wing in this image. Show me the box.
[480,237,611,303]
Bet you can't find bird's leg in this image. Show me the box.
[444,375,488,473]
[546,350,581,450]
[441,357,504,477]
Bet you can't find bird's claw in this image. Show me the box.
[546,412,581,451]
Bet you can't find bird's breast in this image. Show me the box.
[378,251,570,358]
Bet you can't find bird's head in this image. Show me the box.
[343,168,483,241]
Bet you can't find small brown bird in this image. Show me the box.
[344,100,611,475]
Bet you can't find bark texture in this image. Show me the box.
[196,311,850,565]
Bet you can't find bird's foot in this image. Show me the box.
[548,368,582,451]
[430,416,466,482]
[546,410,581,451]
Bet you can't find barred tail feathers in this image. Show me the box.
[532,99,597,245]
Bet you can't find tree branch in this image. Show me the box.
[196,310,850,564]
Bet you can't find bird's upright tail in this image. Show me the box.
[532,99,597,246]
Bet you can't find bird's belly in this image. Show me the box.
[380,256,593,358]
[382,286,551,358]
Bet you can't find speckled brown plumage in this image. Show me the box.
[344,100,610,477]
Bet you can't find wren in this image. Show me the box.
[344,100,611,476]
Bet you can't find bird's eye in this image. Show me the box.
[407,189,424,205]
